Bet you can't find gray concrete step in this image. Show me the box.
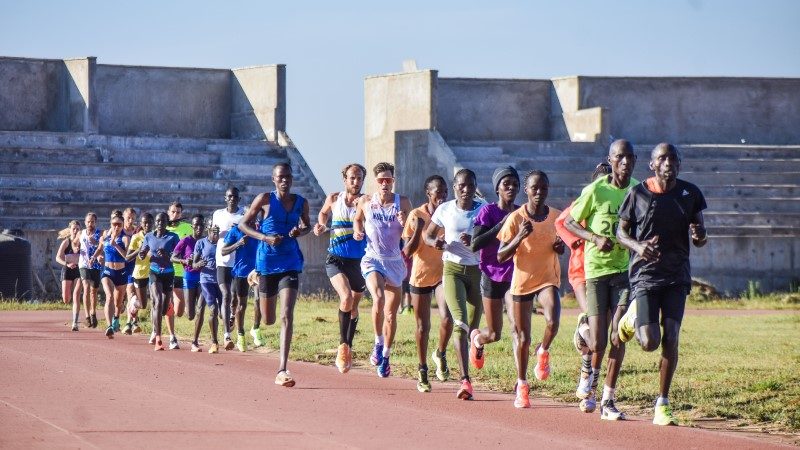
[0,160,290,180]
[0,146,293,166]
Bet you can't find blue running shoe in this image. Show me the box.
[111,317,120,332]
[378,356,391,378]
[370,343,383,366]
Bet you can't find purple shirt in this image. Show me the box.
[173,236,200,274]
[474,202,515,283]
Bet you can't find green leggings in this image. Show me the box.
[443,261,482,337]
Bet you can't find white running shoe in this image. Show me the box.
[575,372,592,399]
[148,332,156,345]
[600,399,626,420]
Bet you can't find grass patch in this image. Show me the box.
[2,296,798,431]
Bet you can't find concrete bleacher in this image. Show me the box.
[448,141,800,238]
[0,130,329,295]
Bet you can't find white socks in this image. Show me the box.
[537,345,548,355]
[602,385,615,403]
[375,335,384,345]
[382,346,390,358]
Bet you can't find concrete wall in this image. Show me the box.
[364,70,437,193]
[231,65,286,141]
[0,57,70,132]
[0,56,286,141]
[95,64,231,138]
[438,78,551,141]
[577,77,800,145]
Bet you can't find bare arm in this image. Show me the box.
[565,215,613,252]
[352,196,367,241]
[289,199,312,238]
[55,239,69,267]
[423,221,446,250]
[313,193,337,236]
[497,219,532,263]
[402,215,423,258]
[239,193,280,245]
[617,218,660,262]
[221,235,246,256]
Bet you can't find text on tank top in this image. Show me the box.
[364,193,402,260]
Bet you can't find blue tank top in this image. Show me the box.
[328,191,367,259]
[103,234,127,263]
[256,192,305,274]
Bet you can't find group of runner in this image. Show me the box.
[55,142,707,425]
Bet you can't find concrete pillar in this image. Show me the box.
[231,64,286,141]
[63,57,98,133]
[364,70,437,193]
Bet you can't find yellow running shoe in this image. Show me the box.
[237,334,247,352]
[618,300,637,343]
[250,328,265,347]
[208,343,219,354]
[653,404,678,426]
[335,343,349,373]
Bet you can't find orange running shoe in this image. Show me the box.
[456,379,474,400]
[336,343,349,374]
[514,383,531,408]
[534,344,551,381]
[469,329,485,369]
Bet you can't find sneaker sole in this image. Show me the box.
[417,384,431,393]
[457,390,473,400]
[276,379,296,387]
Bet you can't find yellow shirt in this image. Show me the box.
[402,205,444,288]
[497,205,561,296]
[128,232,150,280]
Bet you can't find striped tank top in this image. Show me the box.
[364,193,402,261]
[328,192,367,259]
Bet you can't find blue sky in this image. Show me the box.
[2,0,798,193]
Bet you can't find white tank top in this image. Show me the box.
[364,193,402,261]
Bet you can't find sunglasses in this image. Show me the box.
[376,177,394,184]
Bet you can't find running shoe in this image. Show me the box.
[431,350,450,382]
[336,343,349,373]
[580,394,597,413]
[377,356,391,378]
[573,313,590,354]
[148,331,156,345]
[456,379,473,400]
[154,339,165,351]
[275,370,296,387]
[111,317,120,332]
[71,323,79,332]
[514,383,531,409]
[104,326,114,339]
[169,337,180,350]
[237,334,247,352]
[370,343,383,366]
[191,343,202,352]
[575,372,592,399]
[90,314,98,328]
[618,300,637,343]
[250,328,265,347]
[401,305,414,316]
[208,343,219,354]
[653,404,678,426]
[224,336,235,351]
[533,344,550,381]
[469,329,485,369]
[84,316,92,328]
[600,399,626,421]
[416,369,431,393]
[132,320,142,334]
[123,322,133,335]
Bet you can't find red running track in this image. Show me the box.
[0,311,791,449]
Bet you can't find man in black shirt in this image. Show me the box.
[616,143,707,426]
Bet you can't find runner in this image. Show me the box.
[401,174,454,392]
[423,168,484,399]
[91,211,130,338]
[352,162,412,379]
[138,212,180,351]
[313,163,367,374]
[121,207,139,334]
[166,201,193,349]
[497,170,564,408]
[78,212,102,328]
[554,162,612,403]
[192,224,222,353]
[213,187,246,335]
[221,218,261,352]
[55,220,83,331]
[171,215,205,343]
[125,213,154,339]
[616,143,708,426]
[565,139,638,419]
[238,162,311,387]
[469,166,520,372]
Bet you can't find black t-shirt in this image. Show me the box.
[618,178,707,290]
